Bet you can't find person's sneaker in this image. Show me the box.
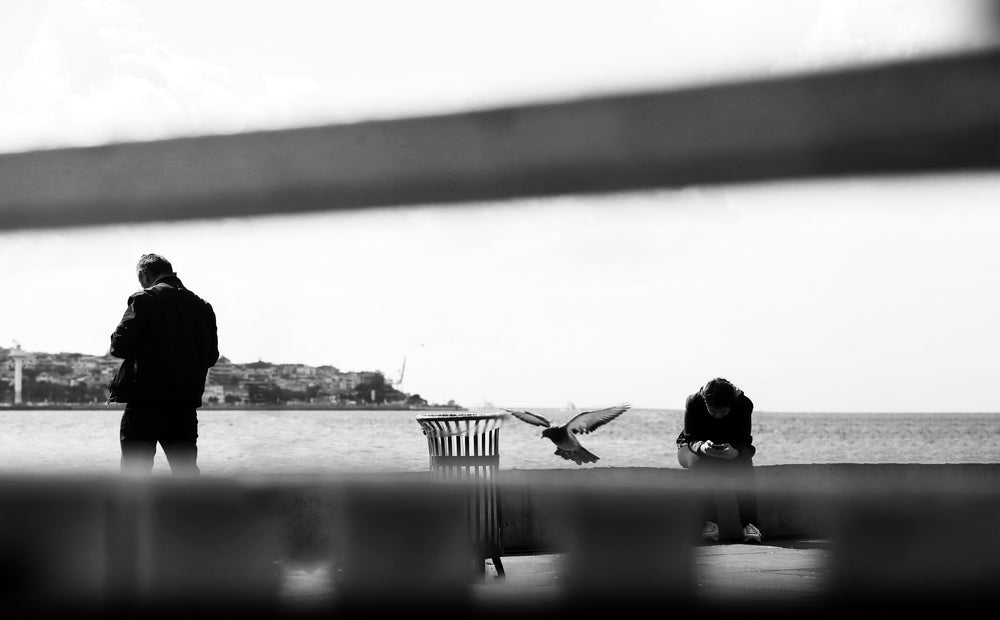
[701,521,720,542]
[742,523,763,543]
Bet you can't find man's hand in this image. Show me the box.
[694,441,740,460]
[709,443,739,460]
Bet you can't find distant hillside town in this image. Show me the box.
[0,344,457,409]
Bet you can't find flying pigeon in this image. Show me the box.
[502,404,630,465]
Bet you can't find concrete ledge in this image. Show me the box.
[261,464,1000,556]
[496,464,1000,550]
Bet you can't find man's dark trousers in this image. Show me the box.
[120,402,200,476]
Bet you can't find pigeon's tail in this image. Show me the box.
[555,446,600,465]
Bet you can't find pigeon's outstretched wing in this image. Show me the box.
[502,408,551,428]
[566,404,630,435]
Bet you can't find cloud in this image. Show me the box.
[0,0,341,152]
[5,0,993,154]
[774,0,1000,72]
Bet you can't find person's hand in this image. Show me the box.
[695,440,738,459]
[698,440,723,457]
[711,443,740,460]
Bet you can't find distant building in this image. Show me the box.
[0,347,438,407]
[203,384,225,403]
[342,372,365,391]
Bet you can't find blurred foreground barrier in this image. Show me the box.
[2,49,999,231]
[0,476,286,616]
[0,473,703,616]
[330,478,477,611]
[544,477,698,609]
[497,464,1000,548]
[0,477,112,614]
[825,477,1000,610]
[116,479,286,613]
[2,466,1000,616]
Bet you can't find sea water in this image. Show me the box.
[0,408,997,475]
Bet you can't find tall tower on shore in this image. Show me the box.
[9,343,28,405]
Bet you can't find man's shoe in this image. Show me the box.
[701,521,720,542]
[742,523,763,543]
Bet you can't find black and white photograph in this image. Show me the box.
[1,1,999,617]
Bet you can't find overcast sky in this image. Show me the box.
[1,0,998,412]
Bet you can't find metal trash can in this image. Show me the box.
[415,411,506,577]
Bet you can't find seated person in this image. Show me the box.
[676,377,763,544]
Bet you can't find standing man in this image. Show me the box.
[675,377,763,543]
[110,253,219,475]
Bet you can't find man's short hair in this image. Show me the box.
[137,253,173,278]
[703,377,737,407]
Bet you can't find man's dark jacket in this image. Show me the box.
[110,274,219,406]
[676,389,756,460]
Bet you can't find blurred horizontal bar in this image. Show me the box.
[1,49,998,231]
[2,467,1000,615]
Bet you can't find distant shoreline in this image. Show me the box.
[0,403,467,412]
